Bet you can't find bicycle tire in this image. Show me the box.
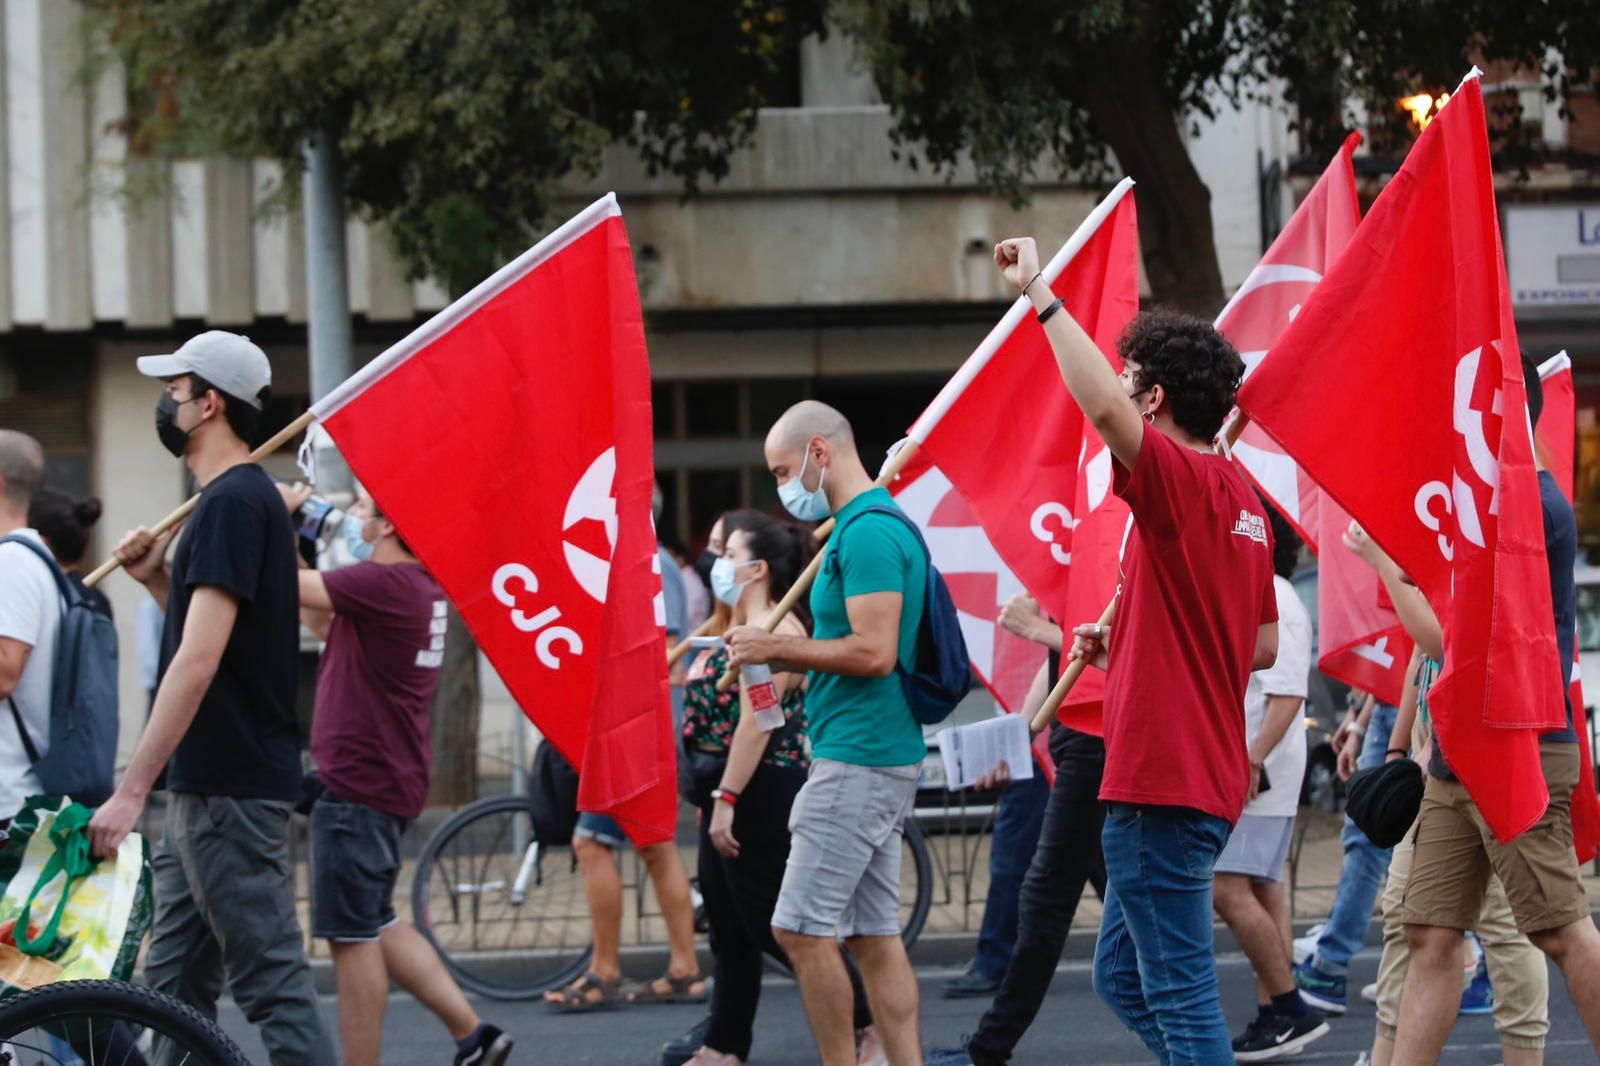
[0,978,250,1066]
[412,794,594,1000]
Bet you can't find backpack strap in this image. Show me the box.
[0,535,66,765]
[828,504,931,678]
[7,697,40,764]
[0,534,78,607]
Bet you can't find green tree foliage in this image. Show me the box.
[838,0,1600,312]
[91,0,825,293]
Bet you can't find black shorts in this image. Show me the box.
[310,793,408,942]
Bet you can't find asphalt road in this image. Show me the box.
[215,948,1591,1065]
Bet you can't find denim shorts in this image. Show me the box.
[772,758,920,939]
[310,794,408,942]
[573,812,628,849]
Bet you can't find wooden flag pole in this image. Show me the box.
[1028,413,1256,733]
[82,410,319,588]
[1029,596,1117,735]
[667,606,728,669]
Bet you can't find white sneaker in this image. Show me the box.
[1361,981,1378,1003]
[1292,923,1326,965]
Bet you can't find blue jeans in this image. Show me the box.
[972,770,1050,980]
[1092,803,1233,1066]
[1313,701,1398,976]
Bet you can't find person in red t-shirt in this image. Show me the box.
[279,484,514,1066]
[994,238,1279,1065]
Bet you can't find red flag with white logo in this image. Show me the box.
[906,182,1140,733]
[1239,76,1560,841]
[1534,354,1600,860]
[311,195,677,846]
[1214,135,1415,706]
[1223,133,1363,548]
[888,449,1056,779]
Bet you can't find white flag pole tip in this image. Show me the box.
[311,192,625,420]
[1538,350,1571,380]
[907,177,1135,443]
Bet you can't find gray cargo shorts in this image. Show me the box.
[772,757,920,939]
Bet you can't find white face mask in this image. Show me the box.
[710,557,750,607]
[778,448,831,521]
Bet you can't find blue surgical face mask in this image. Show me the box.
[778,449,831,521]
[342,513,376,562]
[710,557,750,607]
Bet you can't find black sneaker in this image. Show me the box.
[454,1024,513,1066]
[1231,1014,1270,1054]
[941,970,1003,999]
[1233,1012,1329,1062]
[661,1015,711,1066]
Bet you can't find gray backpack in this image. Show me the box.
[2,534,119,807]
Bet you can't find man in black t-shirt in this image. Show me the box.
[88,331,334,1066]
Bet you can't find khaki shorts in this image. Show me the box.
[1398,742,1589,936]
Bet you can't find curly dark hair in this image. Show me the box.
[1119,309,1245,442]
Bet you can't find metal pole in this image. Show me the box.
[303,127,354,495]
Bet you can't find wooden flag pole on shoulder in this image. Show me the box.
[82,410,319,588]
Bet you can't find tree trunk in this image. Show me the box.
[1070,40,1227,316]
[428,604,481,807]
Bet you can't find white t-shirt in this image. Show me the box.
[1242,574,1312,818]
[0,529,61,818]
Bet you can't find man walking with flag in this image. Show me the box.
[727,400,926,1066]
[991,241,1279,1064]
[1391,358,1600,1061]
[88,333,336,1066]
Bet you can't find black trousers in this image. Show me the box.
[967,727,1109,1066]
[694,759,873,1059]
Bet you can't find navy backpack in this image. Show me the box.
[2,534,120,807]
[831,505,972,725]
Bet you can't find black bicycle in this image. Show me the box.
[412,793,934,1000]
[0,979,251,1066]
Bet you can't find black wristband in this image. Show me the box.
[1386,748,1408,758]
[1037,297,1064,324]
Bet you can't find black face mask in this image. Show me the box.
[694,549,718,587]
[155,393,194,458]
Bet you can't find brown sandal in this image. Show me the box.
[627,972,709,1005]
[543,972,631,1012]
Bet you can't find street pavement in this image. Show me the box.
[216,948,1590,1065]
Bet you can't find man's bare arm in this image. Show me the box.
[0,637,29,701]
[1252,622,1279,671]
[727,591,902,679]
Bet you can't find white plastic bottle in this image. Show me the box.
[742,662,786,731]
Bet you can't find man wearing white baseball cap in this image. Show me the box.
[89,331,336,1066]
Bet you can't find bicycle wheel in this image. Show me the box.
[899,817,933,950]
[0,978,249,1066]
[412,794,594,999]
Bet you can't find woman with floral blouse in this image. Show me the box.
[677,511,883,1066]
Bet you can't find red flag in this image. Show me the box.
[312,195,677,846]
[1224,133,1363,548]
[906,182,1140,733]
[1538,353,1575,499]
[1238,76,1560,842]
[1534,355,1600,860]
[888,449,1056,780]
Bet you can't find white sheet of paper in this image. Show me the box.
[937,714,1034,791]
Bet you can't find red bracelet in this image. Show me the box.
[711,788,739,807]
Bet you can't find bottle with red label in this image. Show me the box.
[741,662,786,731]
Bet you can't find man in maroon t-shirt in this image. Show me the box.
[281,485,514,1066]
[992,240,1279,1065]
